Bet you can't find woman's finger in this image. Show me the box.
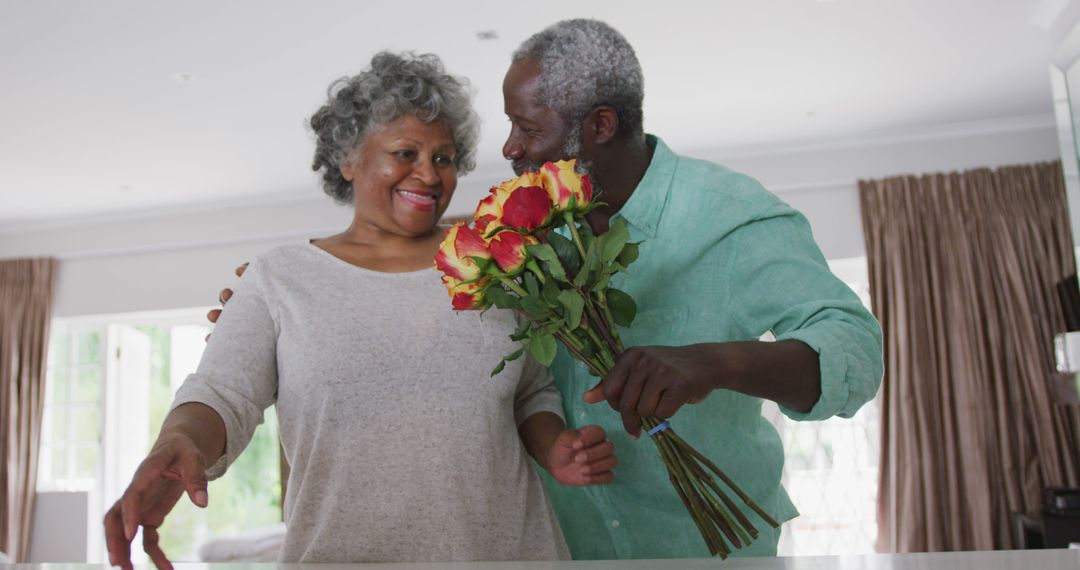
[582,455,617,474]
[142,527,173,570]
[119,491,142,542]
[103,505,131,568]
[573,425,606,449]
[574,440,614,465]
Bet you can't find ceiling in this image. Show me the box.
[0,0,1062,226]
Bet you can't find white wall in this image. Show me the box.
[0,118,1062,317]
[705,117,1063,259]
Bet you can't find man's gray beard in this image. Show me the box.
[509,134,601,200]
[511,123,596,185]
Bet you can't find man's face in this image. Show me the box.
[502,58,575,176]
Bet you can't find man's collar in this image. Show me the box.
[611,134,674,239]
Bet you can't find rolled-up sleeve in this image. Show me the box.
[727,205,884,422]
[170,260,279,479]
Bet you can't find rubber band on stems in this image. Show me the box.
[647,420,670,437]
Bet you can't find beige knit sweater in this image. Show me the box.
[171,243,569,562]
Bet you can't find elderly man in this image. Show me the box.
[501,19,883,559]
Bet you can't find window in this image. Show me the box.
[40,324,106,492]
[766,256,882,556]
[39,310,282,563]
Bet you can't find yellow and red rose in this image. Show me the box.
[475,171,553,234]
[441,274,491,310]
[435,222,491,282]
[539,160,593,213]
[488,230,540,275]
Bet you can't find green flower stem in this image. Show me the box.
[594,291,625,352]
[655,430,745,548]
[563,212,587,259]
[667,464,718,556]
[685,453,759,539]
[580,322,615,368]
[651,425,728,557]
[555,331,608,378]
[667,430,781,529]
[685,460,743,548]
[653,421,754,547]
[661,444,722,557]
[581,297,621,355]
[498,277,529,298]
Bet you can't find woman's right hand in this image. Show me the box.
[103,433,210,570]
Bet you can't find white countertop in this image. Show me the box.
[3,550,1080,570]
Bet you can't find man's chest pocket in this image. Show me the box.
[617,306,690,348]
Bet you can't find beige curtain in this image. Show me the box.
[0,258,58,562]
[861,161,1080,553]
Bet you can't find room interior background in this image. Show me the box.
[3,0,1080,563]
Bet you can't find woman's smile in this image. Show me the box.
[395,187,438,211]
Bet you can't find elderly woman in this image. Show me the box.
[103,51,616,567]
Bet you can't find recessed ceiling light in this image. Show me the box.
[476,30,498,41]
[172,72,196,85]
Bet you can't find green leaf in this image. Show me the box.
[490,360,506,376]
[524,273,540,297]
[601,219,630,263]
[486,286,519,310]
[548,232,582,276]
[528,333,558,366]
[541,318,566,335]
[606,288,637,327]
[618,242,640,267]
[486,287,519,310]
[527,244,569,283]
[557,290,585,330]
[510,324,531,341]
[574,238,600,289]
[592,273,611,292]
[505,346,525,362]
[578,220,596,251]
[521,295,549,318]
[541,274,561,305]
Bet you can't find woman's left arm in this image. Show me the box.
[513,357,616,486]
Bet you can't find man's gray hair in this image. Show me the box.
[513,19,644,142]
[310,51,480,204]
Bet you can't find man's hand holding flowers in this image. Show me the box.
[584,341,824,439]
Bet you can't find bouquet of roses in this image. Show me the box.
[435,160,778,558]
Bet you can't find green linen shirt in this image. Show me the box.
[543,136,884,559]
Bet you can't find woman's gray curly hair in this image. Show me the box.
[310,51,480,204]
[513,19,644,153]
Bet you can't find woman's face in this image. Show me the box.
[341,114,458,237]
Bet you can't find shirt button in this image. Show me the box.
[579,411,588,420]
[611,520,620,528]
